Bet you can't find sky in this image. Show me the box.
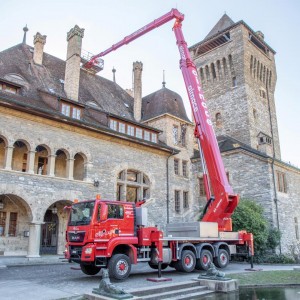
[1,0,299,167]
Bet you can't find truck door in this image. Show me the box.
[97,203,135,239]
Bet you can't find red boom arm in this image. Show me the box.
[86,9,239,231]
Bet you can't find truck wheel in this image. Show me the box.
[80,263,101,275]
[108,254,131,280]
[195,249,213,270]
[178,250,196,273]
[214,249,229,268]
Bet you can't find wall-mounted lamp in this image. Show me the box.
[94,179,99,187]
[0,200,4,210]
[52,205,58,214]
[23,230,30,237]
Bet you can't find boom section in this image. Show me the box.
[85,9,238,231]
[84,8,184,69]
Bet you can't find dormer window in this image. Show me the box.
[60,102,82,120]
[0,81,20,94]
[258,132,272,145]
[109,117,158,143]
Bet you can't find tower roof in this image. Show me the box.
[142,87,190,122]
[205,14,235,39]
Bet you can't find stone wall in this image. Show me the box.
[0,109,172,255]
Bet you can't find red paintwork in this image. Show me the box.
[66,9,254,270]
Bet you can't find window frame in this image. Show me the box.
[182,160,188,177]
[175,190,180,213]
[183,191,189,209]
[0,212,6,237]
[276,171,287,193]
[174,159,179,175]
[61,102,82,120]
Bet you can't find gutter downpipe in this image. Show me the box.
[266,77,282,254]
[166,150,176,223]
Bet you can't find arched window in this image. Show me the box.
[250,55,253,75]
[211,63,217,80]
[222,58,228,77]
[228,54,234,74]
[73,153,85,181]
[35,145,49,175]
[117,170,150,203]
[54,149,68,178]
[217,60,222,80]
[205,65,210,81]
[257,61,260,79]
[253,58,257,79]
[12,140,29,172]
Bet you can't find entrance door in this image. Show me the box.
[40,210,58,254]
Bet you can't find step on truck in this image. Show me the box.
[64,8,254,280]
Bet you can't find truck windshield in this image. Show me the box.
[68,201,95,226]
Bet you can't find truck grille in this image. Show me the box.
[68,231,85,243]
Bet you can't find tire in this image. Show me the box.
[177,250,196,273]
[213,249,229,268]
[148,262,168,270]
[170,261,182,271]
[195,249,213,270]
[80,263,101,275]
[108,254,131,280]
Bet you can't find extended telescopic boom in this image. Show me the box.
[85,8,239,232]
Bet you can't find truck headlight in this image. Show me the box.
[85,247,93,254]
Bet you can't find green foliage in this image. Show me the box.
[267,227,281,251]
[253,254,295,264]
[232,199,269,254]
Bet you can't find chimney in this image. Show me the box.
[33,32,47,65]
[133,61,143,122]
[64,25,84,101]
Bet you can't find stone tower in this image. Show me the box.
[189,14,281,159]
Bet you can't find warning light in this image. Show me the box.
[74,199,79,203]
[96,194,101,200]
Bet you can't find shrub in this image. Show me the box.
[232,199,269,255]
[253,254,295,264]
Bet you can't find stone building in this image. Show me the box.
[189,14,300,254]
[0,14,299,258]
[0,25,196,257]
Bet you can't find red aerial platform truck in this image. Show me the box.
[64,9,254,280]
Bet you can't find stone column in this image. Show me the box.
[4,146,13,170]
[27,150,36,174]
[64,25,85,101]
[83,162,93,182]
[47,154,56,177]
[26,222,43,258]
[67,158,74,180]
[133,61,143,122]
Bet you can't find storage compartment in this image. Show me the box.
[136,207,148,226]
[166,222,218,238]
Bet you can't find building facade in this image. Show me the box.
[189,14,300,254]
[0,14,299,258]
